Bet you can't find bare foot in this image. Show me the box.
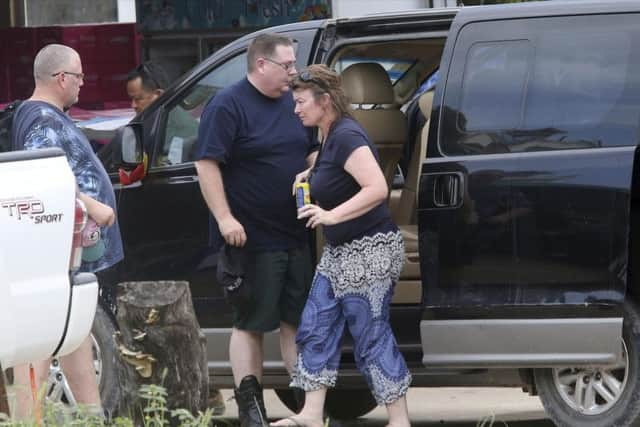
[270,415,324,427]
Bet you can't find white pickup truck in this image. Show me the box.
[0,147,98,369]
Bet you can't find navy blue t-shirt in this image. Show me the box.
[309,117,395,246]
[195,78,316,251]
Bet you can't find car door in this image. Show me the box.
[113,50,249,328]
[113,26,321,333]
[419,9,639,367]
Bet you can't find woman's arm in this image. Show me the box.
[298,146,388,228]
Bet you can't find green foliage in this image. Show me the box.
[139,383,169,427]
[170,408,214,427]
[0,377,215,427]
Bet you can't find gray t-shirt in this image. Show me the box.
[12,100,124,273]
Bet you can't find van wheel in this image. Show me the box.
[275,388,377,420]
[534,301,640,427]
[47,303,121,418]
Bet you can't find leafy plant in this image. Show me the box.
[0,375,214,427]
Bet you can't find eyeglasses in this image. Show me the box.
[263,57,297,72]
[136,63,162,89]
[297,70,328,91]
[51,71,85,80]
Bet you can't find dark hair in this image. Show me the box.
[247,33,294,73]
[127,61,169,91]
[290,64,353,120]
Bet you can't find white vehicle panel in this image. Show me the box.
[0,154,76,367]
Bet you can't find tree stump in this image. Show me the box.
[0,368,8,417]
[114,281,208,424]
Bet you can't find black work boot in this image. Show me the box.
[234,375,268,427]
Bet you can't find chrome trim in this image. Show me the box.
[421,318,623,368]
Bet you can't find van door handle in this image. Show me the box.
[168,176,198,184]
[433,173,462,207]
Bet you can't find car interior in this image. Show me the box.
[132,36,449,305]
[327,38,446,303]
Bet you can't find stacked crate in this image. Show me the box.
[93,24,139,109]
[3,28,36,101]
[0,23,138,109]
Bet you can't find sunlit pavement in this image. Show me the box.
[214,387,554,426]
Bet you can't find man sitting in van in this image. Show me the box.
[127,62,198,166]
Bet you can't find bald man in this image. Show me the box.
[11,43,124,420]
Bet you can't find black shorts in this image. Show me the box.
[233,246,312,332]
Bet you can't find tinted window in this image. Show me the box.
[335,57,415,84]
[460,40,529,131]
[154,52,247,167]
[441,15,640,155]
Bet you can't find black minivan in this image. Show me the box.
[80,1,640,426]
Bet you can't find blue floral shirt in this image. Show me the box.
[12,101,124,273]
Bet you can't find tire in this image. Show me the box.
[534,301,640,427]
[275,388,377,420]
[47,303,121,417]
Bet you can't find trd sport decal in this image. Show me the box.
[1,197,64,224]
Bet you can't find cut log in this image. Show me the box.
[0,367,9,417]
[114,281,208,424]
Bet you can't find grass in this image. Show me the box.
[0,382,215,427]
[477,414,509,427]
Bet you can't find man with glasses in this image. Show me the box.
[194,33,317,427]
[10,43,123,420]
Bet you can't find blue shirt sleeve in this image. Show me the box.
[22,114,101,200]
[333,128,371,167]
[23,121,58,150]
[307,127,320,157]
[194,94,239,164]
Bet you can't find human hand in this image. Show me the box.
[291,168,311,195]
[89,200,115,227]
[297,204,337,228]
[219,215,247,247]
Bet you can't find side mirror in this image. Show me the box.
[117,125,146,185]
[121,125,142,164]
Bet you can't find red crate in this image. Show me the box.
[102,100,131,109]
[35,26,98,65]
[99,66,131,102]
[2,28,36,65]
[0,66,9,103]
[74,61,130,104]
[95,23,137,64]
[8,64,34,100]
[35,26,62,48]
[77,62,101,105]
[61,26,98,64]
[0,37,5,70]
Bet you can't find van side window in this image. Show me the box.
[460,40,530,132]
[155,52,247,167]
[441,15,640,155]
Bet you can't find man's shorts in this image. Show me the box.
[233,245,312,332]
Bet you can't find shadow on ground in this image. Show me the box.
[209,418,555,427]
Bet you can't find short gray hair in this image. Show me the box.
[33,44,79,82]
[247,33,293,73]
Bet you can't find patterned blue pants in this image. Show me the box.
[290,231,412,405]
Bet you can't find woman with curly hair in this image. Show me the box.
[272,64,411,427]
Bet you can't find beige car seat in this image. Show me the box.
[341,63,407,192]
[398,90,434,279]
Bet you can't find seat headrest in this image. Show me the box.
[341,63,394,104]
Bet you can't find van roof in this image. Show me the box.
[456,0,640,24]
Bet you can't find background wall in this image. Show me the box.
[24,0,118,26]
